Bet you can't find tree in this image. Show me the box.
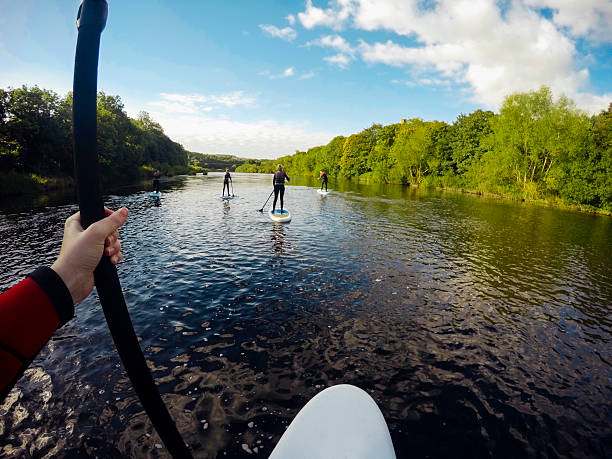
[450,109,495,178]
[488,87,593,199]
[549,103,612,209]
[368,124,398,183]
[0,86,72,175]
[340,132,372,177]
[389,119,430,184]
[322,136,345,176]
[426,121,453,179]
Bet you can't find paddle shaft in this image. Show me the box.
[259,190,274,211]
[73,2,191,457]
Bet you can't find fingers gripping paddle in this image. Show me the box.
[258,190,274,212]
[72,1,191,457]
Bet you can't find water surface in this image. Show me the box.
[1,173,610,458]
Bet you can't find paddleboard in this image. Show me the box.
[220,195,234,200]
[268,208,292,223]
[317,189,331,195]
[150,191,161,198]
[270,384,396,459]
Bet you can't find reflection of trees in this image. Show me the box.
[409,196,611,327]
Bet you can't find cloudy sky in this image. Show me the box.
[1,0,610,158]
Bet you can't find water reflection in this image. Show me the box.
[0,173,610,458]
[270,225,286,256]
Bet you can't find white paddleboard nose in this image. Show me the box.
[270,384,396,459]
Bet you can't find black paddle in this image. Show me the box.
[73,1,191,457]
[258,190,274,212]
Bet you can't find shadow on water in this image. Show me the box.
[0,173,611,458]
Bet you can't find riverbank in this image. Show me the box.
[0,171,74,197]
[435,184,612,216]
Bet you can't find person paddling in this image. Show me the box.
[223,169,232,197]
[318,170,328,192]
[152,170,161,193]
[272,164,290,212]
[1,208,128,401]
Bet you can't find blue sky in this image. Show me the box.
[1,0,610,158]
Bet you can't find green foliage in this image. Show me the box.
[0,170,74,197]
[235,87,610,213]
[450,109,494,177]
[0,86,73,176]
[0,86,193,192]
[188,152,248,171]
[549,103,612,210]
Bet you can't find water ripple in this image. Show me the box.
[1,173,610,458]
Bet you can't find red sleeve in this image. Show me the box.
[0,278,61,396]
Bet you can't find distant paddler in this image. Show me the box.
[272,164,290,212]
[223,168,233,197]
[318,170,328,192]
[152,170,161,193]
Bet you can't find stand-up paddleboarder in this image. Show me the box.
[319,170,328,192]
[152,170,161,192]
[222,169,232,197]
[272,164,290,212]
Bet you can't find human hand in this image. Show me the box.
[51,207,129,305]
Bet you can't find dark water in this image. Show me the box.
[0,173,610,458]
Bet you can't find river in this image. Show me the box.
[0,172,610,458]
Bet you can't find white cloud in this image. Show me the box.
[145,110,335,159]
[523,0,612,42]
[286,14,296,25]
[261,67,314,79]
[300,71,316,79]
[297,0,354,30]
[307,34,355,54]
[259,24,297,41]
[418,77,451,86]
[151,92,257,113]
[295,0,610,113]
[572,91,612,114]
[143,91,336,158]
[307,34,356,68]
[324,53,353,68]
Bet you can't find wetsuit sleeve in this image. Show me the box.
[0,267,74,401]
[285,173,290,181]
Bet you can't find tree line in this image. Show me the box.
[237,87,611,213]
[0,85,193,196]
[188,152,248,172]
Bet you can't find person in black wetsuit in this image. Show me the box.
[223,169,232,196]
[152,170,160,192]
[319,170,328,191]
[272,164,290,212]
